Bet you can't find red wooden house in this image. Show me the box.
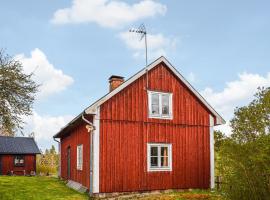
[54,56,225,195]
[0,136,40,175]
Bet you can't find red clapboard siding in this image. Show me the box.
[0,154,36,175]
[99,62,211,193]
[60,122,90,189]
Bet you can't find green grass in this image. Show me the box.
[0,176,89,200]
[0,176,225,200]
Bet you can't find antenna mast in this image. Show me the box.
[129,24,149,89]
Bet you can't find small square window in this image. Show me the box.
[147,143,172,171]
[14,155,24,167]
[148,91,172,119]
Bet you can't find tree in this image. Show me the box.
[217,87,270,200]
[49,145,56,154]
[231,87,270,143]
[214,130,226,153]
[36,145,59,176]
[0,49,38,136]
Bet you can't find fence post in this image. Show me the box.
[216,176,222,190]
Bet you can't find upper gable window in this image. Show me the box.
[148,91,172,119]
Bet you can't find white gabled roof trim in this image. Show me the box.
[85,56,225,125]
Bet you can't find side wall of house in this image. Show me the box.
[99,62,212,193]
[60,122,90,189]
[0,154,36,175]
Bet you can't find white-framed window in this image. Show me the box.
[14,155,25,167]
[147,143,172,172]
[77,144,83,170]
[148,91,173,119]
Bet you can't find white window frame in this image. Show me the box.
[77,144,83,170]
[148,91,173,119]
[147,143,172,172]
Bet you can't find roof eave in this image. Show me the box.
[53,111,84,138]
[0,152,41,155]
[53,111,95,138]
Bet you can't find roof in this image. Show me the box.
[54,56,225,138]
[0,136,41,154]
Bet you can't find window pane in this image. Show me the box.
[151,94,159,114]
[161,156,169,167]
[152,94,159,105]
[150,157,158,167]
[162,94,169,115]
[161,147,168,157]
[150,147,158,156]
[77,145,83,169]
[152,105,159,115]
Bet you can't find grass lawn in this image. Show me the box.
[0,176,225,200]
[0,176,89,200]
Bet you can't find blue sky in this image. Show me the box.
[1,0,270,151]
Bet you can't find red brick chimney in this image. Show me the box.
[109,75,124,92]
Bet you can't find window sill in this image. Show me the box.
[147,168,172,172]
[14,165,25,167]
[149,115,173,120]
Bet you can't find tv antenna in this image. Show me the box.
[129,24,149,89]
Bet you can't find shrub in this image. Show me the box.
[216,88,270,200]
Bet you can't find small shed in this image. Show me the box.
[0,136,40,175]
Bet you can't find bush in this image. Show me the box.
[216,88,270,200]
[218,135,270,199]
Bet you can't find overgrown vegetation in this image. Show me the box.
[36,145,59,176]
[0,176,88,200]
[0,49,38,135]
[215,87,270,200]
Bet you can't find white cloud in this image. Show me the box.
[51,0,167,28]
[201,72,270,134]
[119,31,177,58]
[15,48,74,99]
[23,111,73,141]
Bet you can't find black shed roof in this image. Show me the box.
[0,136,40,154]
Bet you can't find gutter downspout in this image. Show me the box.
[82,113,95,195]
